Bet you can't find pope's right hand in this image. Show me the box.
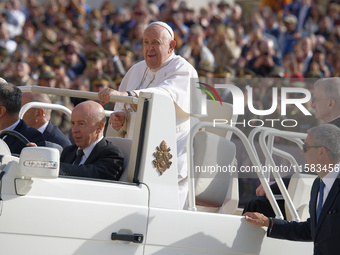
[110,112,126,131]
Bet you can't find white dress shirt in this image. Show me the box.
[37,122,49,134]
[77,136,104,165]
[318,164,340,207]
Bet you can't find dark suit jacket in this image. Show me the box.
[268,175,340,255]
[43,121,71,149]
[59,138,124,181]
[329,117,340,128]
[4,119,46,155]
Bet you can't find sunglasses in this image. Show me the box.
[302,144,328,153]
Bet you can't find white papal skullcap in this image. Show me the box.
[0,77,7,83]
[147,21,174,40]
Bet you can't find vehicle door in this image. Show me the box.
[0,163,149,255]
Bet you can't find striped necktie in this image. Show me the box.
[73,149,84,165]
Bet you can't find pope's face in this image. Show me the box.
[143,25,174,69]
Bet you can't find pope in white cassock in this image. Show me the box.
[98,21,204,209]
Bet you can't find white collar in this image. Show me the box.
[80,136,104,163]
[150,53,175,72]
[37,121,49,134]
[322,164,339,187]
[328,115,340,123]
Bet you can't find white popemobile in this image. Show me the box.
[0,86,314,254]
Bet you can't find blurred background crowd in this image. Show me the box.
[0,0,339,133]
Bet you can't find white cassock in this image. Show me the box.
[114,53,204,209]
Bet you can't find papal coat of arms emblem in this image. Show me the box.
[153,140,172,175]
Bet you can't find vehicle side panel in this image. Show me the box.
[144,208,313,254]
[0,177,149,255]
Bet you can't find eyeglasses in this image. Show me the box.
[302,144,328,153]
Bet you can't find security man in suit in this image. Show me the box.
[0,82,46,155]
[21,92,72,149]
[59,101,124,181]
[244,124,340,255]
[243,77,340,219]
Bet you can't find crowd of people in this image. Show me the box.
[0,4,337,138]
[0,0,338,138]
[0,0,339,89]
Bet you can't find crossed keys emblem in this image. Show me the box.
[153,140,172,175]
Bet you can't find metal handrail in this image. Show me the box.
[248,126,273,180]
[272,147,301,170]
[18,86,139,105]
[19,102,114,118]
[258,129,307,221]
[187,122,284,219]
[19,102,72,119]
[248,127,304,180]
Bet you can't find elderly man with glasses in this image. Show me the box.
[244,124,340,255]
[243,77,340,219]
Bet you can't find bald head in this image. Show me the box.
[21,92,52,129]
[73,101,106,123]
[22,92,52,114]
[22,92,51,104]
[71,101,106,149]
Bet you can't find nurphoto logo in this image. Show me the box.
[197,82,222,106]
[195,78,316,129]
